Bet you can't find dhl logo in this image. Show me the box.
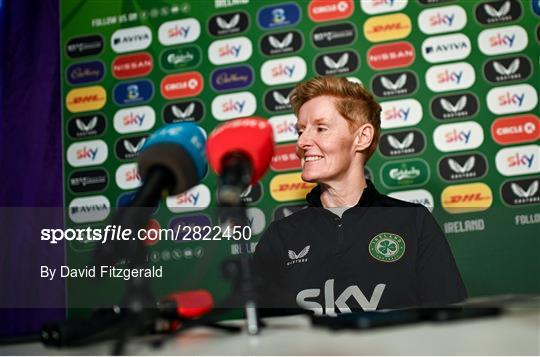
[270,172,316,202]
[441,183,493,214]
[363,14,411,42]
[66,86,106,113]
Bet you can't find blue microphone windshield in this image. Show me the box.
[141,123,208,181]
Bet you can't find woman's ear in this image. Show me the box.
[354,123,374,152]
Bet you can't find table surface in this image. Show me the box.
[2,308,539,355]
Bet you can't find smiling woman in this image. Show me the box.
[253,76,467,315]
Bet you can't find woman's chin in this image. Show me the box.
[301,171,319,183]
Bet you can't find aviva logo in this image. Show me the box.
[66,86,106,113]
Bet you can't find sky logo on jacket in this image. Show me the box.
[478,26,527,55]
[158,18,200,46]
[297,279,386,316]
[418,5,467,35]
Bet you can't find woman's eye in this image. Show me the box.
[317,127,326,132]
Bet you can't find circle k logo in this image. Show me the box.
[160,72,204,100]
[441,183,493,214]
[363,13,412,43]
[308,0,354,22]
[491,115,540,145]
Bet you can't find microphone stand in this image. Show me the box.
[217,152,261,335]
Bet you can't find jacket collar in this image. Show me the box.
[306,179,378,208]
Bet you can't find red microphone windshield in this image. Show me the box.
[206,117,274,184]
[165,290,214,319]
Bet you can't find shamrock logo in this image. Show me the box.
[378,240,397,256]
[369,233,406,263]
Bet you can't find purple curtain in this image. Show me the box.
[0,0,65,337]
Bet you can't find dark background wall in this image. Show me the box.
[0,0,65,338]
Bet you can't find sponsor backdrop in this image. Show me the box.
[61,0,539,311]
